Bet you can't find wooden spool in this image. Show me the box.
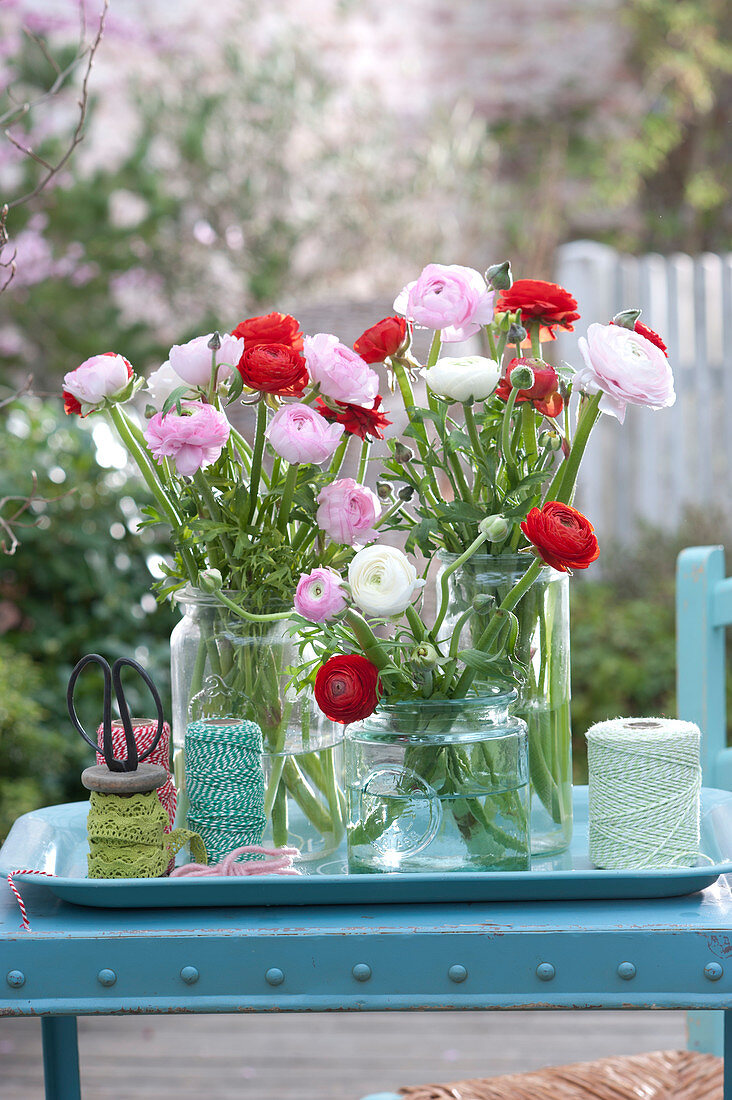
[81,763,168,795]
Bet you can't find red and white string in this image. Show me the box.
[6,870,56,931]
[96,720,176,828]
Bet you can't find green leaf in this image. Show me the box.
[161,386,192,416]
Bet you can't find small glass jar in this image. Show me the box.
[346,689,530,874]
[436,553,572,856]
[170,586,345,860]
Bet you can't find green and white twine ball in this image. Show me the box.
[586,717,701,870]
[185,719,266,862]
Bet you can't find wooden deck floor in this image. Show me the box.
[0,1010,686,1099]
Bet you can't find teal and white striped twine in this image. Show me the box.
[185,719,266,863]
[586,717,701,870]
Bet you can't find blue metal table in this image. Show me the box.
[2,876,732,1099]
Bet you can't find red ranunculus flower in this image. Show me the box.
[520,501,599,573]
[353,316,408,364]
[610,319,668,357]
[231,312,304,352]
[495,358,563,418]
[497,279,580,342]
[63,392,83,415]
[315,395,392,441]
[314,654,380,724]
[237,343,309,397]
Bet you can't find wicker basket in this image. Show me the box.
[398,1050,722,1100]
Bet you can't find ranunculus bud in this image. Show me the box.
[199,568,223,592]
[479,514,509,542]
[398,485,415,502]
[485,261,512,291]
[612,308,642,331]
[472,593,494,612]
[394,441,413,464]
[412,642,439,669]
[377,481,393,500]
[507,322,527,346]
[508,363,535,390]
[207,331,222,351]
[538,429,562,451]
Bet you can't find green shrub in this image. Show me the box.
[0,397,175,828]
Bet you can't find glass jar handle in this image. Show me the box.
[360,765,442,861]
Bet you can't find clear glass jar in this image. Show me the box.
[436,553,571,856]
[346,689,530,874]
[170,587,345,860]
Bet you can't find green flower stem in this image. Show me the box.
[228,424,253,475]
[214,588,291,623]
[452,557,543,698]
[484,324,498,360]
[390,357,442,503]
[521,402,538,465]
[356,437,370,483]
[327,436,349,480]
[343,609,402,676]
[108,406,198,581]
[276,462,299,535]
[529,323,542,359]
[432,530,489,639]
[193,471,236,567]
[447,448,473,503]
[463,404,483,462]
[282,758,334,835]
[500,386,521,486]
[427,331,442,368]
[247,400,268,523]
[207,347,218,406]
[374,497,405,528]
[405,603,426,643]
[545,391,602,505]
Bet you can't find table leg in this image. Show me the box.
[41,1016,81,1100]
[724,1011,732,1100]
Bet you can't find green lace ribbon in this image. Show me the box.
[87,790,207,879]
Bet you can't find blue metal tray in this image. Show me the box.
[2,787,731,908]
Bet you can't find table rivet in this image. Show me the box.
[448,964,468,984]
[536,963,555,982]
[97,968,117,987]
[704,962,723,982]
[6,970,25,988]
[180,966,199,985]
[265,967,285,987]
[617,962,636,981]
[352,963,372,982]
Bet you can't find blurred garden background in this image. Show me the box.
[1,0,731,836]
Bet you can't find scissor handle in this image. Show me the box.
[111,657,165,770]
[67,654,165,773]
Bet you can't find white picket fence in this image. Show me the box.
[554,240,732,545]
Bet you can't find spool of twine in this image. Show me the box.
[185,718,266,863]
[97,719,176,828]
[586,717,701,870]
[86,790,205,879]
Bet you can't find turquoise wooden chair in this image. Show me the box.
[677,544,732,1057]
[357,545,732,1100]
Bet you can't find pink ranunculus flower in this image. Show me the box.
[303,333,379,408]
[63,353,133,415]
[316,478,381,547]
[576,322,676,424]
[265,403,345,465]
[294,567,348,622]
[144,401,230,476]
[168,333,245,388]
[393,263,495,343]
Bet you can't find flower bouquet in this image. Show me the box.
[294,262,676,857]
[61,312,400,856]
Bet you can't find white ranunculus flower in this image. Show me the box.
[146,360,184,410]
[348,544,425,618]
[422,355,501,403]
[168,333,244,388]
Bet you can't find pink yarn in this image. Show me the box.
[171,845,300,877]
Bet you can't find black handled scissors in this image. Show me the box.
[67,654,165,773]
